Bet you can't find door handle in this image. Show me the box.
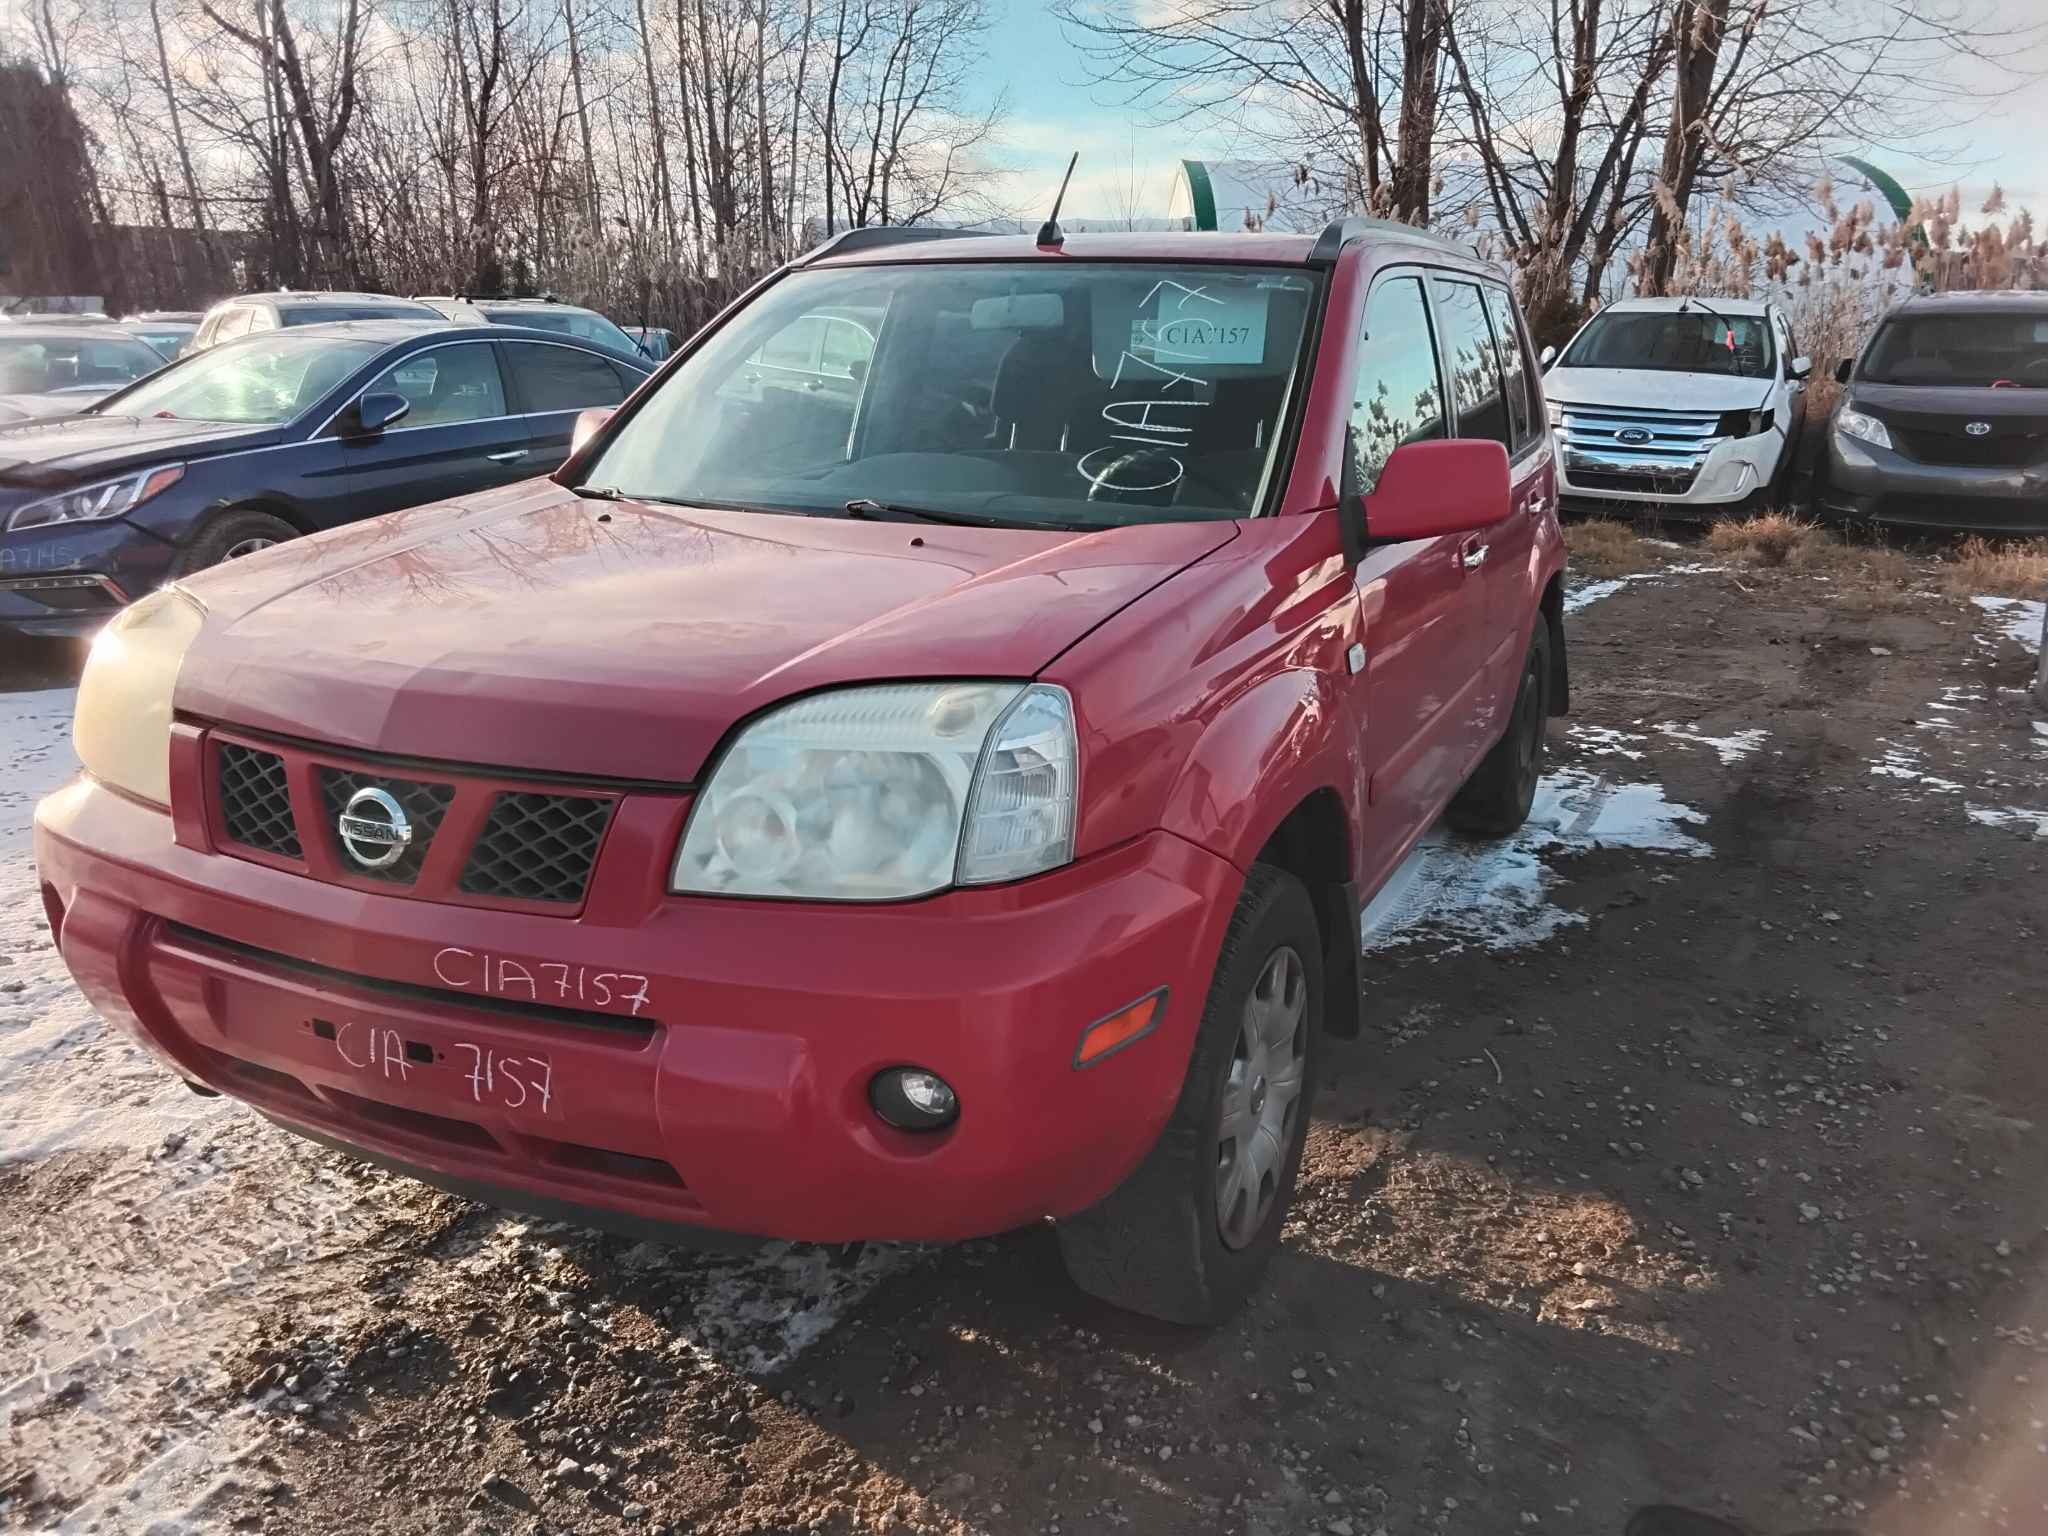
[1461,543,1489,569]
[485,449,526,463]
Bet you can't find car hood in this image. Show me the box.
[173,482,1237,783]
[0,388,117,422]
[1544,366,1773,413]
[0,413,281,487]
[1851,382,2048,426]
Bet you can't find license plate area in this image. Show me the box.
[304,1016,558,1119]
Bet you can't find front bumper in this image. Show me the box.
[1556,426,1785,514]
[0,518,173,638]
[1821,432,2048,535]
[35,774,1240,1244]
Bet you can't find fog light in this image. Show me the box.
[870,1067,959,1131]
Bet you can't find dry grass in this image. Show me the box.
[1935,536,2048,599]
[1704,512,1816,568]
[1565,519,1657,578]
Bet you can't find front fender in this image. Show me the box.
[1159,666,1361,877]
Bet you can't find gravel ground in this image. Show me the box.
[1,547,2044,1536]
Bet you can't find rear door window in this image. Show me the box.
[504,342,629,413]
[1349,274,1447,494]
[1429,277,1510,449]
[1481,285,1536,449]
[215,307,255,343]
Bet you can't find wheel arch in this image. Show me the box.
[1251,788,1364,1041]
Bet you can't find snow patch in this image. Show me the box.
[1972,595,2045,655]
[1567,725,1648,760]
[1869,745,1964,795]
[1563,563,1730,615]
[1967,805,2048,838]
[1362,768,1709,955]
[1654,722,1770,765]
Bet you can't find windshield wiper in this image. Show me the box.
[843,497,1091,533]
[570,484,625,501]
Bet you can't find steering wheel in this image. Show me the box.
[2014,355,2048,382]
[1082,448,1184,507]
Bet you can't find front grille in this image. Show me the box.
[217,744,302,858]
[1893,426,2047,468]
[210,733,640,912]
[460,792,615,903]
[317,767,455,884]
[1569,467,1701,494]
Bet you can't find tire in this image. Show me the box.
[1055,864,1321,1325]
[1446,619,1552,838]
[174,509,298,576]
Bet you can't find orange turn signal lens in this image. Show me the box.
[1073,988,1167,1069]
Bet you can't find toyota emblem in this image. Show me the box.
[1615,427,1653,445]
[337,785,412,870]
[1965,420,1992,436]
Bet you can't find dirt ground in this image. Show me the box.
[3,537,2045,1536]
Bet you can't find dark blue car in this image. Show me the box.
[0,320,653,639]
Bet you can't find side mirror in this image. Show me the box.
[1538,343,1557,368]
[352,391,410,435]
[1834,358,1853,384]
[1789,355,1812,381]
[570,406,613,457]
[1366,439,1511,542]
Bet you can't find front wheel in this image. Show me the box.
[1056,864,1321,1325]
[174,509,298,577]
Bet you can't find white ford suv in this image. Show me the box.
[1542,296,1810,517]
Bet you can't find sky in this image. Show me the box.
[972,0,2048,239]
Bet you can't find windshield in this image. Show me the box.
[1861,311,2048,387]
[94,333,382,424]
[582,262,1319,528]
[488,306,639,354]
[1561,308,1775,379]
[0,334,166,394]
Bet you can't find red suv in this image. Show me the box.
[36,220,1566,1323]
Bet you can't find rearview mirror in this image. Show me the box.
[353,392,411,435]
[1366,439,1511,543]
[1789,354,1812,381]
[571,407,613,457]
[1538,343,1557,368]
[1835,358,1853,384]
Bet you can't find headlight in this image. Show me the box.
[1545,398,1563,429]
[1717,407,1775,438]
[6,463,185,533]
[74,586,205,806]
[1835,407,1892,451]
[672,681,1078,900]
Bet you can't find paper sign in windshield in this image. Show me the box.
[1131,287,1267,365]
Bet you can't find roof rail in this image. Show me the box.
[1307,216,1476,267]
[796,226,996,266]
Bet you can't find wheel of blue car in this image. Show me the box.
[175,509,298,576]
[1055,863,1321,1325]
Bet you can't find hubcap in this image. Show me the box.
[223,536,277,560]
[1215,945,1308,1251]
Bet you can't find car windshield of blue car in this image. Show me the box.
[578,261,1321,529]
[1861,312,2048,387]
[1561,309,1775,379]
[94,334,384,425]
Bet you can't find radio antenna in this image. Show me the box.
[1037,153,1079,249]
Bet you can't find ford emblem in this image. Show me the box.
[337,785,412,870]
[1615,427,1653,445]
[1965,420,1992,436]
